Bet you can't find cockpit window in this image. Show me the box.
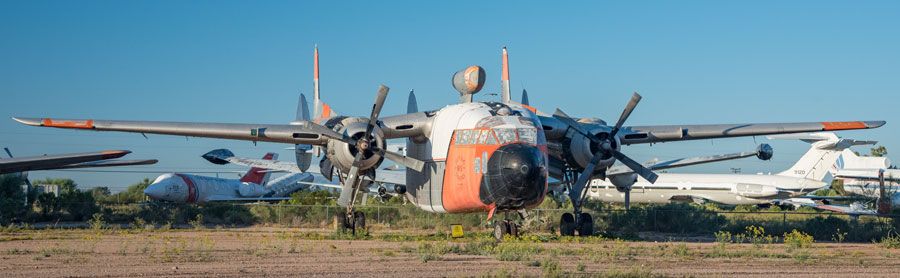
[477,130,496,145]
[517,128,537,144]
[495,128,517,145]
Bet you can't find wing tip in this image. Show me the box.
[12,117,42,126]
[866,121,887,128]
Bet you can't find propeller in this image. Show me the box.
[335,85,424,207]
[554,92,658,210]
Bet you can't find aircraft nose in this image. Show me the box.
[481,143,547,210]
[143,183,167,200]
[144,173,188,202]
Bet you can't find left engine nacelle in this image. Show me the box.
[325,117,386,174]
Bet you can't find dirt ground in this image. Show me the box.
[1,226,899,277]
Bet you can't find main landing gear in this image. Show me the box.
[493,219,522,241]
[335,210,367,235]
[559,212,593,237]
[559,169,596,237]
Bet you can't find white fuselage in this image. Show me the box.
[587,173,826,205]
[834,168,900,198]
[144,172,314,203]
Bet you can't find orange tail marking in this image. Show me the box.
[314,47,319,80]
[501,48,510,81]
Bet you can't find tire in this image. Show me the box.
[577,212,594,237]
[353,211,366,234]
[509,222,519,238]
[493,221,509,241]
[560,213,576,236]
[334,213,349,232]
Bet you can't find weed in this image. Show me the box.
[88,213,105,231]
[832,228,847,243]
[878,232,900,249]
[602,267,663,278]
[493,242,543,261]
[539,259,562,277]
[784,230,814,251]
[714,230,732,245]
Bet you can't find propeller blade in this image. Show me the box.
[381,149,425,172]
[365,85,390,136]
[552,109,601,143]
[611,151,659,183]
[610,92,642,137]
[337,152,365,207]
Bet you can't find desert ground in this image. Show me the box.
[2,226,899,277]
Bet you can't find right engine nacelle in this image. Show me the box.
[325,117,386,174]
[566,126,618,174]
[609,173,638,193]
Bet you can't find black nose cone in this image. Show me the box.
[480,143,547,210]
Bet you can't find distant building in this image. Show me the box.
[34,184,61,197]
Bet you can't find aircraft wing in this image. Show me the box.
[0,150,150,174]
[12,117,349,146]
[617,121,885,145]
[204,196,293,202]
[605,145,769,177]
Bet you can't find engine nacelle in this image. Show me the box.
[325,117,386,174]
[609,173,638,193]
[566,127,618,174]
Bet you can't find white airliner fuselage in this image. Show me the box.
[588,173,824,205]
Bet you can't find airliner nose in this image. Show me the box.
[143,183,167,200]
[144,173,189,202]
[481,143,547,210]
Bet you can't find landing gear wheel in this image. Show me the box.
[577,212,594,237]
[560,213,576,236]
[334,212,352,232]
[353,211,366,235]
[508,221,519,238]
[493,221,511,241]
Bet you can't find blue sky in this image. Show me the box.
[1,1,897,191]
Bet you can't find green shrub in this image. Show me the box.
[784,230,814,250]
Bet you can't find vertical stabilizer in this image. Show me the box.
[240,153,278,185]
[521,89,529,105]
[407,90,418,113]
[774,133,876,181]
[313,45,321,120]
[500,47,511,104]
[294,94,313,171]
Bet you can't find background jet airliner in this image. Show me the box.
[12,46,885,238]
[144,150,313,203]
[588,132,871,206]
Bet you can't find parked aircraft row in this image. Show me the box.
[12,46,886,241]
[587,132,873,206]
